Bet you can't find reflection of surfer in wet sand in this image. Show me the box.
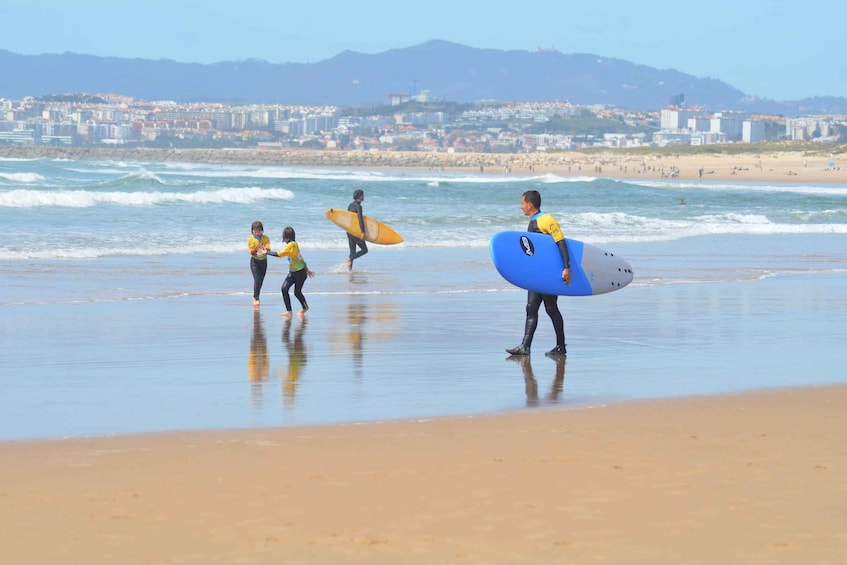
[248,310,269,383]
[248,310,270,408]
[280,318,307,405]
[507,355,566,407]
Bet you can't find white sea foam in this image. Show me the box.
[539,174,600,183]
[563,211,847,244]
[629,179,847,197]
[144,165,540,184]
[0,172,46,183]
[0,186,295,208]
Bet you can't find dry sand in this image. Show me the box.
[2,145,845,184]
[2,385,845,564]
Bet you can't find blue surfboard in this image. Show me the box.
[490,231,634,296]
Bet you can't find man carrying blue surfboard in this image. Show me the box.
[506,190,571,357]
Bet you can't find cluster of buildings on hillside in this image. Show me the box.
[655,106,843,146]
[0,93,844,151]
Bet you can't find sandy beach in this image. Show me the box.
[3,146,846,564]
[1,385,845,564]
[1,144,845,184]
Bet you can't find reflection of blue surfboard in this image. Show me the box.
[490,231,633,296]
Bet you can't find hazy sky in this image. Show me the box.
[1,0,843,100]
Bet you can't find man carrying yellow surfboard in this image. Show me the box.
[345,189,368,271]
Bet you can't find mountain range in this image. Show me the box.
[1,40,845,115]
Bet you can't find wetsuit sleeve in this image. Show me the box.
[538,214,570,268]
[356,204,365,233]
[271,242,296,259]
[556,239,571,269]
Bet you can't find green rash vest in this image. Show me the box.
[275,241,307,272]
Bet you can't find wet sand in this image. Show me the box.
[2,147,846,563]
[1,385,845,564]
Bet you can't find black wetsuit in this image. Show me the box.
[347,199,368,265]
[251,257,268,301]
[281,269,308,312]
[519,212,570,351]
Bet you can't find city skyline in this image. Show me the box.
[0,0,844,102]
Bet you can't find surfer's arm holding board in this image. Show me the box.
[354,202,367,240]
[533,212,571,286]
[555,239,572,286]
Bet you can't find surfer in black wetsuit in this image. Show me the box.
[345,189,368,272]
[506,190,571,357]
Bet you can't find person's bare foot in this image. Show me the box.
[253,298,260,307]
[297,306,308,321]
[281,311,292,321]
[345,257,352,272]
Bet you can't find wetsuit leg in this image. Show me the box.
[520,291,545,348]
[542,294,565,346]
[291,269,309,309]
[347,233,368,264]
[281,272,295,311]
[251,257,268,300]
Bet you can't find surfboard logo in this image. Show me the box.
[519,235,534,256]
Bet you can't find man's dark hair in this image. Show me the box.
[522,190,541,209]
[353,189,364,200]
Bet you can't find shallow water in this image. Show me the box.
[1,158,846,440]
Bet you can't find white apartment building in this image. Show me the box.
[710,112,746,141]
[687,117,711,132]
[784,116,845,141]
[742,120,766,143]
[660,106,694,130]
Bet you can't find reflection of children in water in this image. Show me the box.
[279,318,307,406]
[248,310,270,407]
[507,355,566,407]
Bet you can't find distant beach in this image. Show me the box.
[1,144,845,183]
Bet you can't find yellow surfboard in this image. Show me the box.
[325,209,403,245]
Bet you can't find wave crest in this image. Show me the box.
[0,187,295,208]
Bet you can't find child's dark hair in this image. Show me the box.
[282,226,295,242]
[353,189,364,200]
[251,220,264,231]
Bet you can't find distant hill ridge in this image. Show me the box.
[1,40,845,114]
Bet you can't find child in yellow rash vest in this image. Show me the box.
[268,226,315,321]
[247,220,271,307]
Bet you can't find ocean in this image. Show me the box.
[2,156,846,440]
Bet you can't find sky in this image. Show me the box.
[1,0,844,101]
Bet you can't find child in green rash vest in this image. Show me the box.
[268,226,315,321]
[247,220,271,307]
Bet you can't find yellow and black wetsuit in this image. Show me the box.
[248,234,271,301]
[520,211,568,352]
[269,241,309,312]
[527,212,570,268]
